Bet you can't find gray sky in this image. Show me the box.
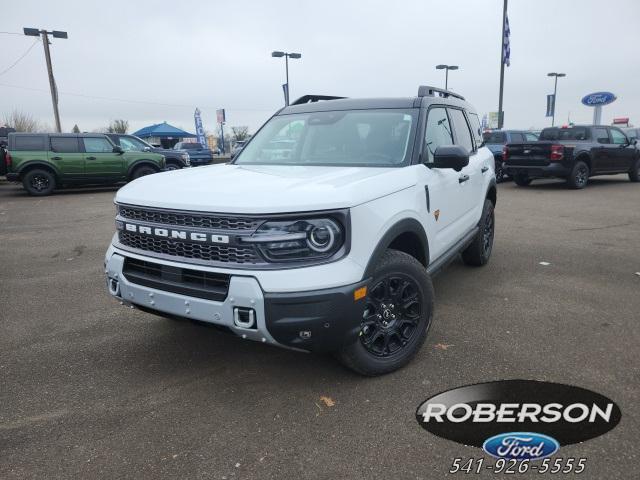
[2,0,639,134]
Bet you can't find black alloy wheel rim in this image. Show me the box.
[484,209,494,255]
[31,174,49,191]
[166,164,179,171]
[495,163,504,182]
[576,166,588,186]
[360,274,422,357]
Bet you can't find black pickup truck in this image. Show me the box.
[503,125,639,189]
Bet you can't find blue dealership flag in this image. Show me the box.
[503,15,511,67]
[194,108,207,146]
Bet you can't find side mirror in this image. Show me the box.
[432,145,469,171]
[630,138,637,146]
[143,146,151,152]
[112,146,124,154]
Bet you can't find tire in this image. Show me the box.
[462,199,495,267]
[629,158,640,182]
[336,249,434,376]
[566,161,589,189]
[165,161,182,171]
[514,174,531,186]
[131,165,157,180]
[495,158,505,183]
[22,168,56,196]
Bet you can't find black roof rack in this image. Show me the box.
[291,95,347,105]
[417,85,465,101]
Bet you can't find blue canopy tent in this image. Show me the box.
[133,121,197,149]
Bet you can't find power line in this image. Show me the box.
[0,39,40,76]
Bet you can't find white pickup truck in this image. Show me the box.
[105,87,497,375]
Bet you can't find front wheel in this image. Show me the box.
[567,161,589,189]
[629,158,640,182]
[165,162,182,171]
[336,249,434,376]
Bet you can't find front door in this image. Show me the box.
[609,127,636,171]
[81,136,124,180]
[591,127,615,173]
[48,136,84,180]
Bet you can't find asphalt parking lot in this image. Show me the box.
[1,175,639,479]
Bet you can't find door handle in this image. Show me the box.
[459,174,470,183]
[481,166,489,173]
[86,156,96,160]
[51,156,62,160]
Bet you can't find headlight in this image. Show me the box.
[245,217,346,263]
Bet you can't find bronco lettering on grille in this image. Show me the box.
[117,221,230,245]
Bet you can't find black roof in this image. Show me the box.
[8,132,112,137]
[280,97,418,114]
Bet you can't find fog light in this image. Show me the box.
[233,307,256,329]
[108,278,120,296]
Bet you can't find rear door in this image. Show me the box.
[81,136,124,180]
[609,127,635,171]
[49,136,84,180]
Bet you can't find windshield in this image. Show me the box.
[482,131,506,144]
[119,136,150,151]
[234,109,418,167]
[539,127,589,141]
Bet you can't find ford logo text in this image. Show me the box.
[482,432,559,460]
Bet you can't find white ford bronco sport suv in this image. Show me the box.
[105,86,497,375]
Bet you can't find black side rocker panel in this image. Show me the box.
[426,226,478,276]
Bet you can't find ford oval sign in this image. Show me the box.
[581,91,617,107]
[483,432,560,461]
[415,380,621,450]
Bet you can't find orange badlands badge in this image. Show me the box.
[434,209,440,221]
[354,286,367,301]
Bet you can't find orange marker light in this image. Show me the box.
[354,286,367,301]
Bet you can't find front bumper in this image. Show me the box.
[105,252,369,353]
[503,162,570,178]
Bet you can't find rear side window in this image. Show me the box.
[13,135,45,151]
[424,107,453,163]
[51,137,79,153]
[467,112,483,148]
[82,137,114,153]
[593,128,609,144]
[448,108,474,153]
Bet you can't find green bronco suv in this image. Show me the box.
[4,133,166,196]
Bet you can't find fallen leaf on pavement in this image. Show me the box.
[434,343,454,350]
[320,396,335,407]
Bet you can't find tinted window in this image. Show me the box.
[593,128,609,144]
[510,132,525,142]
[467,112,483,148]
[423,107,453,163]
[13,135,45,151]
[539,127,589,141]
[119,136,148,151]
[82,137,114,153]
[610,128,627,145]
[483,131,506,144]
[50,137,79,153]
[448,108,474,153]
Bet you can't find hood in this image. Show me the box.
[115,164,415,213]
[151,147,184,156]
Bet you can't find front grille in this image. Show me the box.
[118,205,262,231]
[123,257,230,301]
[118,231,261,264]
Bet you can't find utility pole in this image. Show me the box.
[497,0,508,129]
[435,65,459,90]
[24,28,68,132]
[547,72,566,127]
[271,51,302,106]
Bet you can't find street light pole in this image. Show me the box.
[271,51,302,106]
[547,72,566,127]
[24,28,67,133]
[435,64,459,90]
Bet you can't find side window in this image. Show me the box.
[120,137,141,151]
[510,133,525,142]
[13,135,45,151]
[593,128,610,144]
[525,133,539,142]
[423,107,453,163]
[448,108,474,154]
[467,112,483,148]
[82,137,114,153]
[50,137,79,153]
[610,128,627,145]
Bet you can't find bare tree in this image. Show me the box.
[107,119,129,134]
[72,124,81,133]
[3,110,40,132]
[231,126,250,142]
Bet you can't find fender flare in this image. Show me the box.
[127,159,161,178]
[16,160,62,179]
[363,217,430,278]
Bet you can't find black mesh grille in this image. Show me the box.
[118,231,261,264]
[118,205,262,231]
